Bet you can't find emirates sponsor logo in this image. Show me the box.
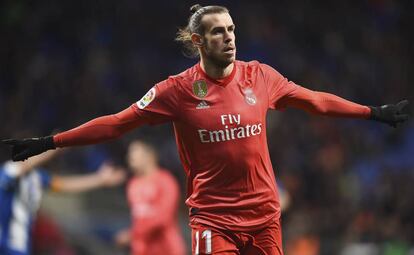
[198,114,262,143]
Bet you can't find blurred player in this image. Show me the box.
[114,140,186,255]
[2,4,409,255]
[0,150,125,255]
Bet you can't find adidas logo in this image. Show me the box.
[196,100,210,109]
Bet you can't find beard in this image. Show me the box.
[204,45,235,69]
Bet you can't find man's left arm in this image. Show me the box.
[261,63,409,127]
[280,86,409,127]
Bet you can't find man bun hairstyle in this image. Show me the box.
[190,4,203,14]
[175,4,229,58]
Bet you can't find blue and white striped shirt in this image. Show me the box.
[0,161,51,255]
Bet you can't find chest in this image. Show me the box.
[127,179,160,204]
[178,80,268,131]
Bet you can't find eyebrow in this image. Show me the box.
[210,24,235,32]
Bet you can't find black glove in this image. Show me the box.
[369,100,410,127]
[2,136,56,161]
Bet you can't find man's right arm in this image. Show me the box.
[3,78,180,161]
[54,106,144,147]
[2,105,145,161]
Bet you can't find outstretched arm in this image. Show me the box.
[53,106,145,147]
[2,106,145,161]
[279,86,371,118]
[280,86,409,127]
[3,78,179,162]
[50,162,126,193]
[262,63,409,127]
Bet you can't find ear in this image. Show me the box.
[191,33,204,48]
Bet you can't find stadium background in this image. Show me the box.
[0,0,413,254]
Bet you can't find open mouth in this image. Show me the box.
[224,47,235,53]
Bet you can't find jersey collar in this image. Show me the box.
[196,61,237,87]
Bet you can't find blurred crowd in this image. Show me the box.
[0,0,413,254]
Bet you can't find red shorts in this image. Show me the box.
[191,220,283,255]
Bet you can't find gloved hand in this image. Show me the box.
[2,136,56,161]
[369,100,410,127]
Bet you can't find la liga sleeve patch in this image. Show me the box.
[137,87,156,109]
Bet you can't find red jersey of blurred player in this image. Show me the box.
[116,141,186,255]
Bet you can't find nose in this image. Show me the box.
[224,30,233,44]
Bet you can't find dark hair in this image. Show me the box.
[175,4,229,58]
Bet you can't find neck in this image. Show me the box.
[200,57,234,80]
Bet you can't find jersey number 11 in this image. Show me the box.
[195,229,212,254]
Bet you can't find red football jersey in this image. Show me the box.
[127,170,185,255]
[132,60,300,231]
[55,59,370,231]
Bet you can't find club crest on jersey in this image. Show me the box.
[137,87,156,109]
[193,80,208,98]
[244,88,257,105]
